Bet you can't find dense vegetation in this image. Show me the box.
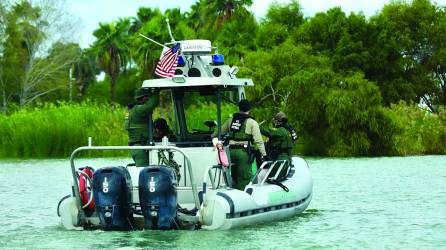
[0,0,445,158]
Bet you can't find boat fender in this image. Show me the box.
[216,143,229,168]
[266,179,289,192]
[78,166,95,213]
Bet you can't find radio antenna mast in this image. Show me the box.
[165,18,176,43]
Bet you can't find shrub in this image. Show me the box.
[383,102,446,155]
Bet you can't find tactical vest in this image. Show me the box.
[269,128,293,150]
[226,113,253,142]
[125,106,150,145]
[266,125,296,159]
[283,124,298,142]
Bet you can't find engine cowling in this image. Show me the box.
[139,166,178,230]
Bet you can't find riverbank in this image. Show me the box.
[0,102,445,158]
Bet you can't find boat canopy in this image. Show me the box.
[140,39,254,146]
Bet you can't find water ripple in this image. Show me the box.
[1,156,445,249]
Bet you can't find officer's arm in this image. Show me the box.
[212,118,230,138]
[249,120,267,156]
[261,126,281,138]
[136,94,160,113]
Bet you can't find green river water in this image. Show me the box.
[0,156,445,249]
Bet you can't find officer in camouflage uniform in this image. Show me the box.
[125,88,159,167]
[261,111,298,164]
[214,99,266,190]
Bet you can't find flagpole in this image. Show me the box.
[138,34,167,48]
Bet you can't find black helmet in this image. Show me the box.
[154,118,168,130]
[238,99,251,112]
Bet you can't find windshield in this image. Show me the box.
[152,87,240,146]
[183,91,237,133]
[174,87,240,145]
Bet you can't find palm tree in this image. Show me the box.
[73,48,99,100]
[208,0,253,26]
[92,18,130,102]
[187,0,206,31]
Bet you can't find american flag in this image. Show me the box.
[155,43,180,78]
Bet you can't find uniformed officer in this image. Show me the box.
[153,118,176,142]
[125,88,159,167]
[261,111,298,163]
[214,99,266,190]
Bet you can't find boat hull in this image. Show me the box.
[58,155,312,230]
[200,156,313,229]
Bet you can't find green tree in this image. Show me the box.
[0,0,81,109]
[367,0,444,109]
[257,0,304,49]
[73,48,99,100]
[0,1,8,111]
[323,74,391,156]
[207,0,253,24]
[187,0,206,32]
[92,18,131,102]
[429,9,446,109]
[215,11,257,64]
[242,40,331,140]
[192,0,253,40]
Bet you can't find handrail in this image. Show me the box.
[69,145,200,223]
[202,165,231,190]
[258,160,288,185]
[272,161,288,180]
[200,164,231,213]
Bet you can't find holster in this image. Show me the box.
[247,140,255,163]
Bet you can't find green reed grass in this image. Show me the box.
[0,102,128,158]
[0,101,237,159]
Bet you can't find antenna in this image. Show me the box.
[138,34,166,48]
[165,18,176,43]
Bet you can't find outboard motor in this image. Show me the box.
[139,166,178,230]
[93,166,134,230]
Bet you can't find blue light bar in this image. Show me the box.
[212,54,224,65]
[178,56,185,67]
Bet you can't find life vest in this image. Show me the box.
[79,166,95,212]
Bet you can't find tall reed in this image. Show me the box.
[0,101,237,158]
[0,102,128,158]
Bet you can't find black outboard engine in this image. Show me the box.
[93,166,134,230]
[139,166,178,230]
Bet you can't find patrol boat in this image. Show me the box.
[57,39,313,230]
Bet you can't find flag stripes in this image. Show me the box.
[155,43,180,78]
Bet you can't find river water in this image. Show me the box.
[0,156,445,249]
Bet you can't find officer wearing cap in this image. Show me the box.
[261,111,298,163]
[125,88,159,167]
[153,118,176,142]
[213,99,266,190]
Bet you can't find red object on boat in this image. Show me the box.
[79,167,95,211]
